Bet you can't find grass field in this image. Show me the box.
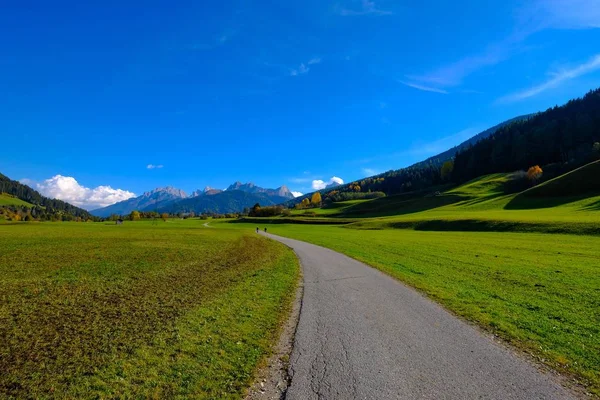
[3,162,599,396]
[219,222,600,394]
[0,220,299,399]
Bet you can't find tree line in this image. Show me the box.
[452,88,600,183]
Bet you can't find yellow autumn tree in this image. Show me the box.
[311,192,322,205]
[161,213,169,221]
[130,210,141,221]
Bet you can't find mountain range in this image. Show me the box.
[90,183,294,217]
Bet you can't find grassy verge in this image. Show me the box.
[0,221,299,399]
[222,222,600,395]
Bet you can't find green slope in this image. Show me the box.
[0,193,34,207]
[506,160,600,210]
[276,162,599,234]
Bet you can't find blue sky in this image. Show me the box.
[2,0,600,209]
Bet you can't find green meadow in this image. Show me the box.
[0,221,299,399]
[226,162,600,394]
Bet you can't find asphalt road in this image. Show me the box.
[261,232,575,400]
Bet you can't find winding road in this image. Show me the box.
[261,232,575,400]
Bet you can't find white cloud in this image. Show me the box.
[147,164,164,169]
[312,180,327,190]
[338,0,392,16]
[362,168,378,176]
[312,176,345,190]
[35,175,136,210]
[330,176,344,185]
[399,80,449,94]
[405,0,600,92]
[290,57,321,76]
[498,54,600,103]
[291,191,303,198]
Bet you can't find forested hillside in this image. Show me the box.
[453,88,600,182]
[412,114,533,169]
[291,88,600,204]
[0,173,92,221]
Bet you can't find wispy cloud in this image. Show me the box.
[147,164,164,169]
[362,168,379,176]
[399,80,449,94]
[405,37,518,90]
[290,57,321,76]
[405,0,600,92]
[337,0,392,16]
[520,0,600,31]
[498,54,600,103]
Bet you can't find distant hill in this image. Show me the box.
[412,114,534,168]
[91,187,187,217]
[0,172,91,219]
[157,190,290,214]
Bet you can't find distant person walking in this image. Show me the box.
[264,227,267,233]
[256,227,259,233]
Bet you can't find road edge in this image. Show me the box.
[245,241,304,400]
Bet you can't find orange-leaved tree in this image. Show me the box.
[527,165,543,182]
